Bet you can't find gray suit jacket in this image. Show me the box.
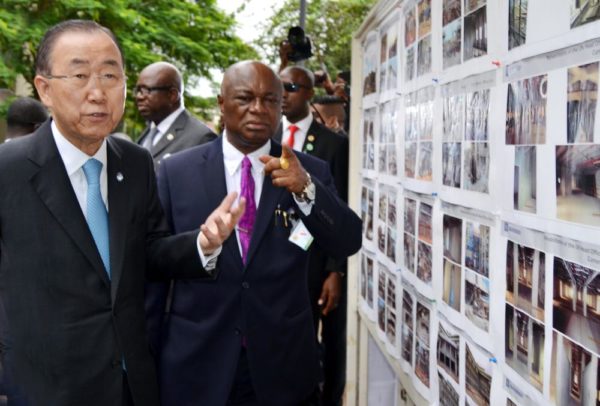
[137,109,216,169]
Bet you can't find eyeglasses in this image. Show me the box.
[283,82,311,93]
[45,73,126,89]
[133,85,174,96]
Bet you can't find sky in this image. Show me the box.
[192,0,287,97]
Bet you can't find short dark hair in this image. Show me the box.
[6,97,48,137]
[312,95,345,105]
[35,19,124,76]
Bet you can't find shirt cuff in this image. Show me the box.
[293,195,314,216]
[197,233,222,272]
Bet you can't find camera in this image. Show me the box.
[286,26,313,62]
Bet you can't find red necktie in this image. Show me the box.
[287,125,299,149]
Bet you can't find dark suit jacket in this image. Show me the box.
[0,121,211,406]
[153,138,361,406]
[275,119,349,324]
[137,109,216,168]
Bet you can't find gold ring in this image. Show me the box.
[280,157,289,170]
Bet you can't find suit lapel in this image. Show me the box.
[28,123,110,288]
[137,126,150,147]
[152,111,186,157]
[301,121,320,155]
[106,138,128,303]
[244,142,285,268]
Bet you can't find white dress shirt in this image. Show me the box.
[52,120,109,217]
[282,114,313,151]
[222,130,270,255]
[149,105,185,146]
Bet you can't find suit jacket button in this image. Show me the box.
[242,282,250,289]
[235,328,241,335]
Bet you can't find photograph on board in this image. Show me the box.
[443,0,462,26]
[464,269,490,332]
[465,221,490,278]
[443,94,465,142]
[417,35,432,77]
[463,141,489,193]
[437,323,460,384]
[551,330,600,405]
[509,0,528,50]
[466,89,490,141]
[464,5,487,61]
[556,144,600,226]
[505,241,546,321]
[571,0,600,28]
[402,290,415,363]
[514,146,537,213]
[465,342,492,406]
[443,142,462,188]
[417,241,433,284]
[553,256,600,356]
[443,258,462,312]
[417,141,433,181]
[415,302,431,387]
[443,214,463,264]
[505,303,545,392]
[567,62,598,144]
[443,19,462,69]
[418,202,433,244]
[438,372,460,406]
[506,74,547,145]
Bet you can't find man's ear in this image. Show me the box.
[34,75,52,109]
[217,95,225,115]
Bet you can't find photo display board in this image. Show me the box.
[356,1,600,405]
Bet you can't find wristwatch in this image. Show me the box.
[295,172,316,203]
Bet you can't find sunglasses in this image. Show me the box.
[283,82,311,92]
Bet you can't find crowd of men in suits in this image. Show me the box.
[0,19,357,406]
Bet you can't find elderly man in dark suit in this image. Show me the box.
[151,60,361,406]
[0,20,243,406]
[275,65,349,406]
[135,61,216,168]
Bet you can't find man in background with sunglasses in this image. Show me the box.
[135,62,216,169]
[275,65,349,406]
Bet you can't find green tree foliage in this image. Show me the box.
[0,0,256,136]
[254,0,376,79]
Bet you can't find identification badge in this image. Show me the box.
[288,220,314,250]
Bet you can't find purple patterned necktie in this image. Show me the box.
[238,156,256,264]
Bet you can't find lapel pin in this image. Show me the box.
[116,172,124,182]
[307,134,315,142]
[305,143,314,152]
[166,133,175,141]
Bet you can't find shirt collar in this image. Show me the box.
[282,113,313,134]
[51,120,108,176]
[152,105,185,135]
[222,130,270,177]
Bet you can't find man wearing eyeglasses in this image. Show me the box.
[276,65,350,406]
[0,20,244,406]
[134,62,216,169]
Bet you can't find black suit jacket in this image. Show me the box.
[0,120,210,406]
[275,119,349,322]
[152,138,362,406]
[137,109,216,169]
